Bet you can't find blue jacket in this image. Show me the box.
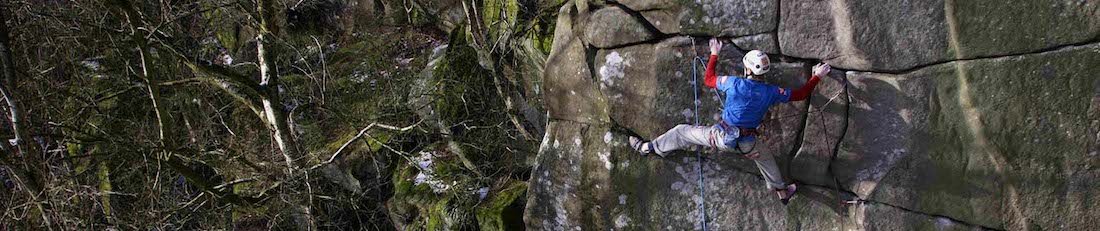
[716,76,790,128]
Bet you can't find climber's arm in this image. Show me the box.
[704,54,719,88]
[788,75,820,101]
[704,38,721,89]
[789,63,831,102]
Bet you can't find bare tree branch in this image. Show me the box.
[154,41,267,118]
[307,120,423,171]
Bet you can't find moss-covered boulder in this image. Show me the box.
[476,180,528,231]
[387,145,482,230]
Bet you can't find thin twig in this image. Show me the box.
[307,120,422,171]
[311,36,327,105]
[212,177,260,190]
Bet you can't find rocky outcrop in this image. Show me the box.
[584,6,659,48]
[528,0,1100,230]
[616,0,778,37]
[779,0,1100,72]
[544,1,611,124]
[778,0,953,72]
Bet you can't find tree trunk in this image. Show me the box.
[0,4,53,230]
[257,0,298,175]
[256,1,314,230]
[0,0,36,175]
[120,7,173,151]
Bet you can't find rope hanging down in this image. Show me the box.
[690,38,710,231]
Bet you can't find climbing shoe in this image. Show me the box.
[629,136,652,156]
[779,184,798,205]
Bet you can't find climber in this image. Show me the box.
[629,38,830,204]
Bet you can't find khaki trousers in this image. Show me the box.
[650,124,787,190]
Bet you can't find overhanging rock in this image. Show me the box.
[617,0,779,37]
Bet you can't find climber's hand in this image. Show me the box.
[709,38,722,55]
[812,63,831,77]
[744,152,762,160]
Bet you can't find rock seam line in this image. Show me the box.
[722,163,1006,231]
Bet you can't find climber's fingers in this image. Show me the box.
[709,38,722,54]
[745,152,762,160]
[813,63,831,77]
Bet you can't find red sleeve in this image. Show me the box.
[704,54,719,89]
[788,75,821,101]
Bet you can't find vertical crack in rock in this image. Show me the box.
[585,46,604,99]
[773,0,782,55]
[783,63,814,178]
[823,68,851,211]
[781,60,1003,231]
[945,0,1025,229]
[769,0,784,58]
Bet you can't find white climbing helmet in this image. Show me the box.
[742,50,770,75]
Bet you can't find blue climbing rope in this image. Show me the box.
[690,39,710,230]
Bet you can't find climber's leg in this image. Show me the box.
[737,140,786,190]
[646,124,723,157]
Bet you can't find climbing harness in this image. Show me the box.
[717,120,758,154]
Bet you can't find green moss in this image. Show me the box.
[67,143,92,175]
[393,164,417,197]
[476,181,528,231]
[311,128,390,167]
[425,196,450,230]
[365,133,389,152]
[200,0,244,52]
[96,160,114,221]
[529,23,555,55]
[388,141,491,230]
[66,143,81,156]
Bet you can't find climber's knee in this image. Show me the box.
[671,124,692,133]
[669,124,693,142]
[755,151,775,161]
